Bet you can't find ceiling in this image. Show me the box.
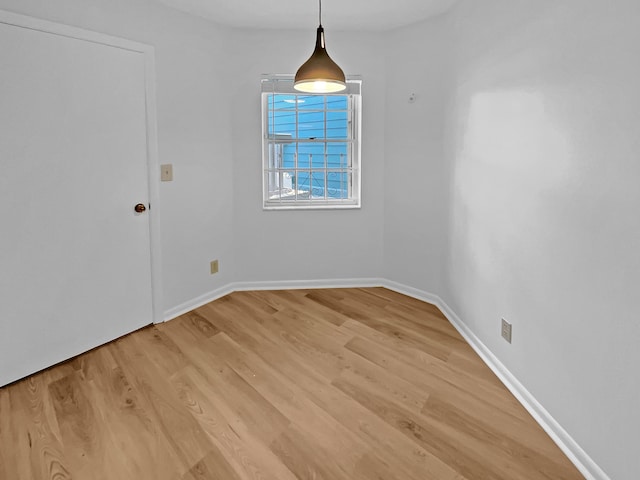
[153,0,459,31]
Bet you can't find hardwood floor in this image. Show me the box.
[0,288,584,479]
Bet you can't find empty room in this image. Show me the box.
[0,0,637,479]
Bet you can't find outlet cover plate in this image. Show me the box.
[501,318,512,344]
[210,260,219,275]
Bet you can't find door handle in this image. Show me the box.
[134,203,147,213]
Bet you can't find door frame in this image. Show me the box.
[0,9,164,324]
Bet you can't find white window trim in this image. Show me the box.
[261,75,362,210]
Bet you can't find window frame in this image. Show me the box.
[261,75,362,210]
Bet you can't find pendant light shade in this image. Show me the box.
[294,1,346,93]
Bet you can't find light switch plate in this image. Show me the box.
[161,164,173,182]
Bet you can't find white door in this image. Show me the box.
[0,14,157,386]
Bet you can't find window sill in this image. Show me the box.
[263,201,361,211]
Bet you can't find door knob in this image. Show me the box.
[134,203,147,213]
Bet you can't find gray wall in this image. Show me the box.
[383,17,452,297]
[227,27,386,284]
[442,1,639,478]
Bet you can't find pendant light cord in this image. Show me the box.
[319,0,322,27]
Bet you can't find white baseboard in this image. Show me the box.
[232,277,386,292]
[163,278,609,480]
[163,278,385,322]
[163,284,235,321]
[379,279,442,305]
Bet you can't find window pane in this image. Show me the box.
[296,171,310,198]
[327,170,349,199]
[326,96,348,111]
[281,144,296,169]
[326,110,348,139]
[274,94,301,110]
[297,95,325,110]
[327,143,349,168]
[297,111,324,139]
[311,171,325,198]
[297,143,324,168]
[267,170,296,200]
[268,109,296,138]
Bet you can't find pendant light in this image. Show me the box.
[294,0,346,93]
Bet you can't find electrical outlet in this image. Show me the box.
[501,318,512,344]
[210,260,219,275]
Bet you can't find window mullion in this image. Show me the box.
[348,94,353,199]
[295,94,299,201]
[309,152,312,200]
[324,95,328,200]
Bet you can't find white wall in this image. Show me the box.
[0,0,236,312]
[442,1,640,478]
[3,1,637,477]
[383,17,451,296]
[227,28,386,283]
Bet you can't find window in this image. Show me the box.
[261,76,361,209]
